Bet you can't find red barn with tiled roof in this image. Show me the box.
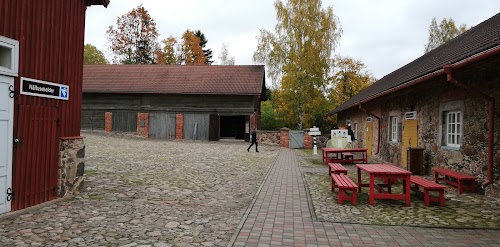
[82,65,266,141]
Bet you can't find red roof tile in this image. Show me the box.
[83,64,265,96]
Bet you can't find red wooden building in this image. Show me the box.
[0,0,109,214]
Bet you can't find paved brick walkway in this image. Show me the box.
[231,149,500,247]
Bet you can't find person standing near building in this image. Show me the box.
[247,128,259,152]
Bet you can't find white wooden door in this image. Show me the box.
[0,75,14,214]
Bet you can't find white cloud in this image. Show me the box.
[85,0,500,78]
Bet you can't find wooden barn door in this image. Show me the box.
[209,114,220,141]
[0,75,14,214]
[13,105,59,210]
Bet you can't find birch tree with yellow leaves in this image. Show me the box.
[253,0,342,130]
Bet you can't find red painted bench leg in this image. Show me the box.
[352,190,357,206]
[439,190,445,207]
[338,189,344,204]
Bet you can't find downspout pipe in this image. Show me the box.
[358,105,380,154]
[443,65,495,187]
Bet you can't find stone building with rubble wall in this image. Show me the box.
[327,13,500,197]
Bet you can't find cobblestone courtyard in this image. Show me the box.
[0,133,279,247]
[0,133,499,247]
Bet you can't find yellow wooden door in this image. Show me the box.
[366,122,373,158]
[402,119,418,169]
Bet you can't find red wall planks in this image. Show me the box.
[1,0,87,210]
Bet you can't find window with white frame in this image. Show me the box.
[0,35,19,76]
[445,111,461,147]
[390,116,398,142]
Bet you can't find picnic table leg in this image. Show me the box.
[357,168,362,193]
[369,175,375,205]
[405,175,411,206]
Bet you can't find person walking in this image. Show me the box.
[247,128,259,152]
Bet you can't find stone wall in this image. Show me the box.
[257,130,280,146]
[336,70,500,197]
[59,137,85,197]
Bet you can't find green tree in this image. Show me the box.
[253,0,342,130]
[194,30,213,64]
[424,17,468,53]
[84,44,108,64]
[106,5,160,64]
[217,43,235,65]
[260,101,283,130]
[328,56,375,108]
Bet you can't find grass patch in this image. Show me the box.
[310,159,325,166]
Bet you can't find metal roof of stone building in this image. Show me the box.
[83,64,265,96]
[328,13,500,116]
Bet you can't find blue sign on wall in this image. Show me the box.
[20,77,69,101]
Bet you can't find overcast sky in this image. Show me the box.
[85,0,500,80]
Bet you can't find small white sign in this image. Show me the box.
[20,77,69,101]
[331,129,348,138]
[310,127,319,132]
[309,131,321,135]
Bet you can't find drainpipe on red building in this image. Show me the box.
[358,105,380,154]
[443,65,495,187]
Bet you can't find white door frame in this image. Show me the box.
[0,35,19,214]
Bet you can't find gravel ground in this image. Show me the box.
[297,150,500,229]
[0,132,280,247]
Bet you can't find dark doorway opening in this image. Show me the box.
[220,116,245,139]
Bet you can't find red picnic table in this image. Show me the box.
[322,147,368,164]
[356,164,412,206]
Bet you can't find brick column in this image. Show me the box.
[137,113,149,138]
[279,127,290,148]
[105,112,112,133]
[176,113,184,140]
[304,129,313,149]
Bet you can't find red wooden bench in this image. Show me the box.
[328,163,348,175]
[331,174,358,205]
[410,176,446,206]
[433,168,476,194]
